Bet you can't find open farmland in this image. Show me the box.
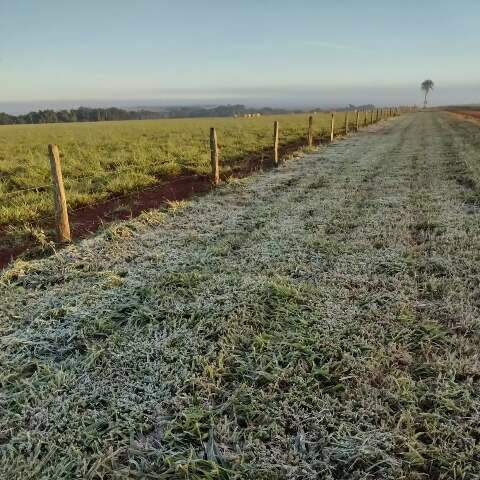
[443,106,480,122]
[0,111,367,254]
[451,110,480,121]
[1,112,480,478]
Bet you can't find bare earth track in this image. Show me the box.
[1,113,480,479]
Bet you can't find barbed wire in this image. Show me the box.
[0,183,53,198]
[0,160,180,201]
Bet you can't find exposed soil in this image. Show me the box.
[445,109,480,124]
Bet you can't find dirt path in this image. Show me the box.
[1,113,479,479]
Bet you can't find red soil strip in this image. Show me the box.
[0,138,309,269]
[462,111,480,119]
[446,110,480,121]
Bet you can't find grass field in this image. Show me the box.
[0,112,368,240]
[1,112,480,478]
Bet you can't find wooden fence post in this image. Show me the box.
[330,113,335,142]
[273,121,279,165]
[48,144,71,243]
[355,110,360,131]
[307,115,313,147]
[364,111,368,127]
[210,127,220,185]
[344,111,349,134]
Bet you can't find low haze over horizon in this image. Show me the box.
[1,0,480,114]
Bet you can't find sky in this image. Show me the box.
[1,0,480,113]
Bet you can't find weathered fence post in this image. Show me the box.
[273,120,279,165]
[364,111,368,127]
[344,111,349,134]
[330,113,335,142]
[48,144,71,243]
[355,110,360,131]
[307,115,313,147]
[210,127,220,185]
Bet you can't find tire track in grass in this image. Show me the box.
[391,112,480,478]
[165,115,428,478]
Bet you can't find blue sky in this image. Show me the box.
[1,0,480,112]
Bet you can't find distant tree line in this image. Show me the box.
[0,103,377,126]
[0,104,293,125]
[0,107,161,125]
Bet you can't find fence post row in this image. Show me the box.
[273,120,280,166]
[210,127,220,185]
[308,115,313,147]
[330,113,335,142]
[48,144,71,243]
[41,106,414,244]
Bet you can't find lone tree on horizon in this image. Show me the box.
[421,79,434,108]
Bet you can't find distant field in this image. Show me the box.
[0,112,364,244]
[456,110,480,120]
[443,105,480,120]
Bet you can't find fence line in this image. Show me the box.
[1,106,412,242]
[1,183,54,197]
[273,121,280,165]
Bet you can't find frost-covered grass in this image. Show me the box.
[1,113,479,479]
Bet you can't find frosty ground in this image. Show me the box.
[1,112,479,479]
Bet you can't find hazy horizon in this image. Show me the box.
[2,83,480,116]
